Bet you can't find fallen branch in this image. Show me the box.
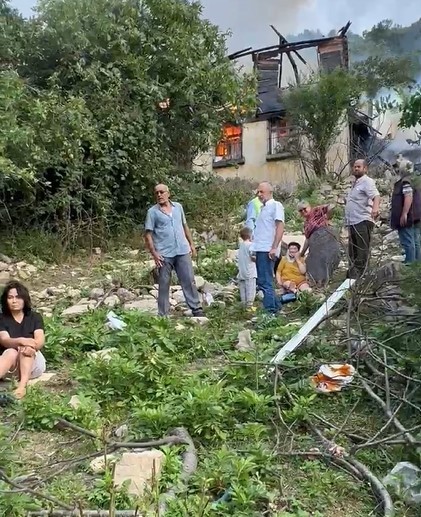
[0,469,73,511]
[359,376,417,446]
[307,424,395,517]
[158,427,198,515]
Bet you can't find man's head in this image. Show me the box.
[353,159,368,178]
[288,242,301,258]
[240,227,252,241]
[154,184,170,205]
[297,200,311,218]
[256,181,273,203]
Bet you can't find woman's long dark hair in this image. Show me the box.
[1,281,32,316]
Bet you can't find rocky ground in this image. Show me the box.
[1,174,420,517]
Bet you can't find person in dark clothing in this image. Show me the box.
[390,172,421,263]
[0,281,46,399]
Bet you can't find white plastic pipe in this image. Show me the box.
[271,278,356,364]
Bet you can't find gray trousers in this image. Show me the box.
[158,254,202,316]
[238,278,256,306]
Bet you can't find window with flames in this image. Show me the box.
[214,124,243,163]
[268,118,297,155]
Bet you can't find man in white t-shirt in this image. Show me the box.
[251,182,285,314]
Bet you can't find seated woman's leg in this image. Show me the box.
[14,351,37,399]
[0,349,19,379]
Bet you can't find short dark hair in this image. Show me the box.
[288,242,301,251]
[240,227,252,240]
[1,281,32,316]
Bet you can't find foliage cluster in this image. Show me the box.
[0,0,256,246]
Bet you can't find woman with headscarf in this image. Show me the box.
[297,201,341,287]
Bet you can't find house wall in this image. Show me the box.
[195,119,350,188]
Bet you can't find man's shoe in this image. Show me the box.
[192,309,205,317]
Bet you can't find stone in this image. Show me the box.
[124,299,157,314]
[89,288,105,300]
[26,264,37,274]
[391,255,404,262]
[93,247,102,255]
[69,395,81,410]
[90,454,117,475]
[114,424,129,439]
[172,291,186,304]
[62,304,91,317]
[383,462,421,505]
[194,276,206,290]
[127,249,139,257]
[190,317,209,326]
[235,330,254,352]
[383,231,398,244]
[150,290,159,300]
[104,295,120,308]
[0,262,10,272]
[0,254,12,264]
[116,288,136,303]
[67,288,81,298]
[28,372,56,386]
[18,270,30,280]
[0,271,11,284]
[88,348,118,362]
[114,450,165,496]
[15,261,27,269]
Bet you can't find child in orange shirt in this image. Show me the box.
[276,242,311,294]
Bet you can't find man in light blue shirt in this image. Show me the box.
[251,182,285,314]
[144,184,204,317]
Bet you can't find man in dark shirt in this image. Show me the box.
[390,172,421,263]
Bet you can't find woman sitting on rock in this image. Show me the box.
[298,201,341,287]
[0,281,46,399]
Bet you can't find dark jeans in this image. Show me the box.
[348,221,374,278]
[255,252,281,314]
[398,225,421,263]
[158,254,202,316]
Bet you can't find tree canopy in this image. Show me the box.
[0,0,256,240]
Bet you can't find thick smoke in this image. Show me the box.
[200,0,315,53]
[200,0,420,52]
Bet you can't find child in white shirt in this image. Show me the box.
[237,227,257,308]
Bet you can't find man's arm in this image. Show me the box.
[366,180,381,219]
[145,231,163,267]
[183,222,197,257]
[301,239,309,256]
[400,183,413,226]
[269,202,285,259]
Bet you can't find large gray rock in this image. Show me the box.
[235,330,254,352]
[62,303,95,316]
[194,275,206,290]
[0,254,12,264]
[383,462,421,505]
[104,295,120,308]
[114,450,165,496]
[0,262,10,272]
[0,271,11,284]
[124,299,157,314]
[89,288,105,300]
[116,288,136,303]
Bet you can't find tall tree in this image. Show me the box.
[0,0,256,237]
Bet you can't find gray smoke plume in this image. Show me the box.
[200,0,421,52]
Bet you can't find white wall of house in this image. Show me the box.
[195,119,350,189]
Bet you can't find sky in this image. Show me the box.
[10,0,421,53]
